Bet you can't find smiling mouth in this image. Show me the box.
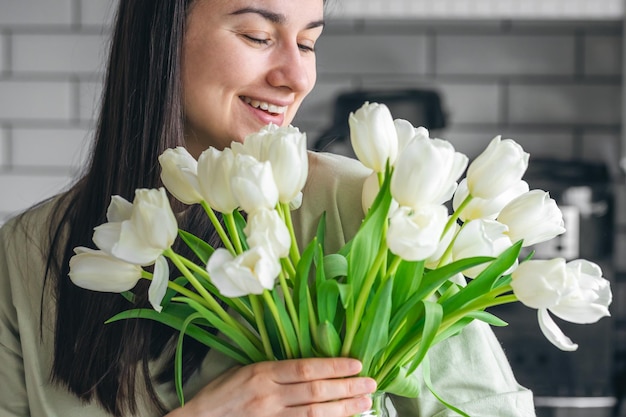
[241,96,287,115]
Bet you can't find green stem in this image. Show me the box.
[262,290,294,359]
[200,201,235,255]
[280,202,301,266]
[249,295,274,360]
[140,270,210,309]
[341,242,388,357]
[224,213,244,254]
[278,270,300,340]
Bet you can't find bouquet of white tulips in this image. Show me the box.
[69,102,612,416]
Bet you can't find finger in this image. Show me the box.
[287,394,373,417]
[282,376,377,406]
[269,358,363,384]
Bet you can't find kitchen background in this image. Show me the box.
[0,1,623,416]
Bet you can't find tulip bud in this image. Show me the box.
[231,154,279,214]
[466,136,529,200]
[158,147,203,205]
[349,102,398,172]
[242,124,309,203]
[207,247,280,297]
[244,208,291,258]
[197,147,238,214]
[391,137,467,208]
[93,188,178,266]
[69,247,143,292]
[511,258,612,351]
[497,189,566,247]
[393,119,429,154]
[387,205,448,261]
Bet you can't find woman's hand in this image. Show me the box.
[166,357,377,417]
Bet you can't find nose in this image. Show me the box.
[266,42,313,93]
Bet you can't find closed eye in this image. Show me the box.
[243,34,270,45]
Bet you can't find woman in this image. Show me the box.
[0,1,536,416]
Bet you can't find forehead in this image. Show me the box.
[189,0,325,23]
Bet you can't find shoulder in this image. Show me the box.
[1,194,67,253]
[305,151,372,190]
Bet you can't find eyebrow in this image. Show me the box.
[229,7,325,30]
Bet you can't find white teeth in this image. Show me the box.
[242,96,287,114]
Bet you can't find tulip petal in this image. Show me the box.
[537,309,578,351]
[93,222,123,255]
[149,255,169,312]
[107,195,133,222]
[69,248,142,293]
[113,220,164,265]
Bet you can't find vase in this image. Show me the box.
[358,391,390,417]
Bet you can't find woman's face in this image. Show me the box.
[182,0,324,155]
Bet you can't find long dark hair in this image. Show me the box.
[43,1,219,415]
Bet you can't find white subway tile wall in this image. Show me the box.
[0,0,115,223]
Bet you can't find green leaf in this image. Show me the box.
[346,172,392,292]
[442,242,522,314]
[120,290,136,304]
[270,290,300,358]
[106,306,250,364]
[392,260,424,309]
[323,254,348,279]
[317,279,340,325]
[351,279,393,374]
[406,301,443,376]
[175,312,203,405]
[381,366,421,398]
[176,298,266,363]
[178,229,215,264]
[315,212,327,253]
[466,311,508,327]
[316,320,341,357]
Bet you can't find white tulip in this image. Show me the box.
[552,259,612,324]
[466,136,529,199]
[197,147,239,214]
[158,147,203,205]
[451,219,514,278]
[391,136,468,208]
[361,170,399,215]
[244,208,291,258]
[207,247,281,297]
[69,247,143,292]
[394,119,429,154]
[387,205,448,261]
[510,258,567,310]
[231,154,279,214]
[93,188,178,266]
[452,179,529,222]
[497,189,566,247]
[511,258,612,351]
[349,102,398,172]
[241,124,308,204]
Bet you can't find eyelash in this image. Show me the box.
[243,35,315,53]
